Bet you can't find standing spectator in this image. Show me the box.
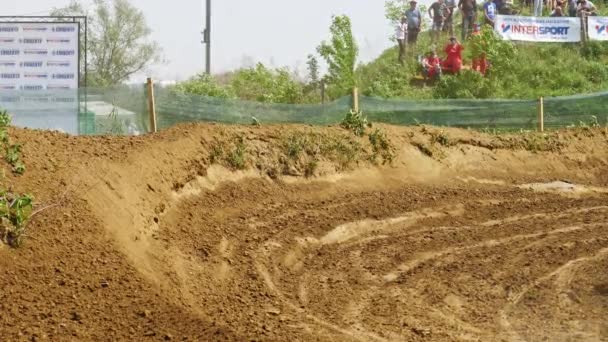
[429,0,447,45]
[405,0,422,54]
[578,0,597,34]
[533,0,543,16]
[442,37,464,74]
[458,0,477,41]
[396,17,408,64]
[484,0,497,27]
[443,0,458,37]
[422,51,442,80]
[568,0,578,16]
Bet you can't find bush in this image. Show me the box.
[340,110,371,136]
[434,70,496,99]
[171,73,234,99]
[230,63,304,103]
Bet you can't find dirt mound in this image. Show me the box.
[0,123,607,341]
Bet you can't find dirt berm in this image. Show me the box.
[0,123,607,341]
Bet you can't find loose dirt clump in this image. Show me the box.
[0,123,607,341]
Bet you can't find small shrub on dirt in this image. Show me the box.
[368,129,396,165]
[0,110,25,175]
[209,141,225,164]
[226,136,247,170]
[284,134,306,160]
[0,191,33,248]
[208,135,248,170]
[304,159,319,177]
[330,138,362,168]
[280,131,365,173]
[430,130,452,147]
[341,110,371,137]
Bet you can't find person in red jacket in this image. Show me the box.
[422,50,442,80]
[442,36,464,74]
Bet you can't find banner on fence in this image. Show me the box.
[587,16,608,41]
[495,15,581,42]
[0,22,80,90]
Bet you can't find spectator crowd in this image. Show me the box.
[395,0,599,80]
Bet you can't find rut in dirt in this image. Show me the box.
[1,124,607,341]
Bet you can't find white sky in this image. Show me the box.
[3,0,411,82]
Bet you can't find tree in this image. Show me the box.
[385,0,408,23]
[317,15,358,99]
[306,54,320,86]
[52,0,161,86]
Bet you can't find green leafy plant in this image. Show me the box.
[468,26,517,76]
[0,191,33,248]
[0,110,25,174]
[341,110,371,136]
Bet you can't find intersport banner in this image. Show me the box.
[0,22,79,91]
[588,16,608,41]
[495,15,581,42]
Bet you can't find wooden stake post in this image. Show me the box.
[146,77,157,133]
[538,97,544,132]
[352,87,359,113]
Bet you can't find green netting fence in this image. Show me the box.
[1,86,607,135]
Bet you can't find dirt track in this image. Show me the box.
[0,124,607,341]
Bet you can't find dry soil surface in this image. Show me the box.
[0,123,607,341]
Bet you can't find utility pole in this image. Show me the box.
[201,0,211,74]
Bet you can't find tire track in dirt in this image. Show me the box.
[499,247,608,341]
[261,194,608,340]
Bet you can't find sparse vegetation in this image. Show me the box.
[0,109,33,248]
[430,130,452,147]
[340,110,371,137]
[226,136,248,170]
[0,191,34,248]
[280,130,364,174]
[368,129,396,165]
[208,135,248,170]
[0,110,26,175]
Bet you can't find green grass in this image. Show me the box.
[357,14,608,100]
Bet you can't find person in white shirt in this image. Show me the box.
[396,17,408,64]
[577,0,597,16]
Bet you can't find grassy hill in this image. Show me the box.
[357,27,608,100]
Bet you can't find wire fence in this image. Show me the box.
[0,86,606,135]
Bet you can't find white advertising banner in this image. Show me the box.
[0,22,79,91]
[587,16,608,41]
[495,15,581,42]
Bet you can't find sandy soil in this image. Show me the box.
[0,123,607,341]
